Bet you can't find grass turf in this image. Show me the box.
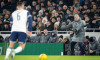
[0,55,100,60]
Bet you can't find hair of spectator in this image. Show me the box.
[44,29,48,31]
[57,16,61,19]
[74,13,80,17]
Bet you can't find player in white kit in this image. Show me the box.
[5,2,33,60]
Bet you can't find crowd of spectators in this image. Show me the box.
[0,0,100,32]
[0,29,100,55]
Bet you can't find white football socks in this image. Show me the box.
[15,46,22,53]
[5,46,22,59]
[5,48,12,58]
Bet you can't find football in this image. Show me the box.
[39,54,47,60]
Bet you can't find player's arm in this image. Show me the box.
[61,22,72,29]
[27,12,33,36]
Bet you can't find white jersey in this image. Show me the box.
[11,9,32,33]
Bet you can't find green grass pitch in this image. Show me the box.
[0,55,100,60]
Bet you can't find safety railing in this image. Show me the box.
[0,28,100,34]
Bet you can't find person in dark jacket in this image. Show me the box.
[63,38,71,55]
[30,36,36,43]
[32,21,37,31]
[60,22,67,31]
[4,36,10,43]
[88,37,100,55]
[40,29,50,43]
[61,14,86,55]
[58,35,63,43]
[0,20,3,31]
[84,36,89,55]
[91,18,99,28]
[0,35,4,43]
[68,30,74,42]
[30,29,42,43]
[98,37,100,44]
[45,21,53,31]
[48,30,58,43]
[3,24,10,31]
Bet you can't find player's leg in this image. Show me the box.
[71,41,77,55]
[78,42,85,55]
[5,42,15,60]
[10,43,25,60]
[5,32,17,60]
[10,32,27,60]
[14,43,25,53]
[15,32,27,53]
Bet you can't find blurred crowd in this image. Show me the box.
[0,0,100,32]
[0,29,100,55]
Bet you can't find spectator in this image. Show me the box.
[4,36,10,43]
[54,22,60,31]
[34,29,42,43]
[91,18,99,31]
[40,29,50,43]
[63,5,67,13]
[31,1,37,10]
[85,16,93,32]
[0,35,4,43]
[32,21,37,31]
[0,20,3,31]
[3,23,10,31]
[51,17,56,28]
[66,18,71,25]
[0,1,6,13]
[45,21,53,31]
[59,0,64,7]
[84,36,89,55]
[56,16,62,27]
[73,0,80,10]
[86,8,94,17]
[68,30,74,42]
[37,22,45,31]
[44,10,50,20]
[37,10,43,17]
[98,37,100,44]
[30,36,36,43]
[61,22,67,31]
[33,16,37,22]
[48,30,58,43]
[6,0,12,10]
[42,17,48,25]
[58,35,63,43]
[32,10,37,17]
[65,9,71,20]
[3,14,10,24]
[49,5,54,14]
[63,38,70,55]
[88,37,100,55]
[36,5,40,13]
[37,16,42,23]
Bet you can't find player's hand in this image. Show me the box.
[27,32,32,36]
[89,50,93,53]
